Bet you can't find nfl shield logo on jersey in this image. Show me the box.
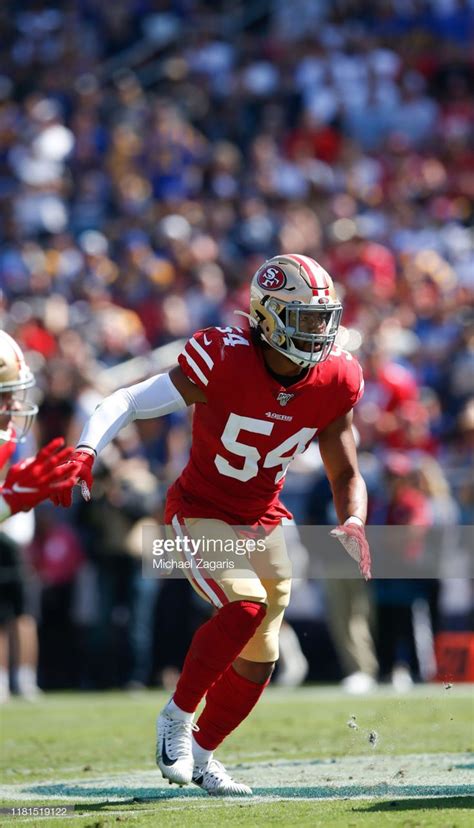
[276,391,294,407]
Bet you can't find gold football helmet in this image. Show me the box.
[250,254,342,367]
[0,331,38,443]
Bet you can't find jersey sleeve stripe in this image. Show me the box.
[189,336,214,370]
[181,349,209,386]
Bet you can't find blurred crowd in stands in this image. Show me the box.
[0,0,473,694]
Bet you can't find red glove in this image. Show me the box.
[50,449,95,507]
[0,438,81,517]
[330,520,372,581]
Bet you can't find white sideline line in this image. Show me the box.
[1,753,472,806]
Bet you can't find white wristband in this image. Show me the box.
[344,516,364,527]
[76,446,97,457]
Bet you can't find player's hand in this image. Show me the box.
[1,438,81,516]
[50,448,95,507]
[330,520,372,581]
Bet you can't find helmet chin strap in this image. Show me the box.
[270,337,315,369]
[234,310,258,327]
[282,335,332,368]
[234,308,330,367]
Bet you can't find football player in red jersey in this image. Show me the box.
[0,332,81,704]
[0,331,80,523]
[55,254,371,795]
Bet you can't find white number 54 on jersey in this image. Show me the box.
[215,413,316,484]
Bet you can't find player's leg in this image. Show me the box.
[276,621,309,686]
[0,539,12,703]
[0,535,35,702]
[192,523,291,795]
[14,614,41,699]
[274,521,309,686]
[156,516,268,787]
[325,579,378,693]
[0,624,9,703]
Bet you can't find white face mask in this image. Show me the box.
[265,300,343,367]
[0,391,38,443]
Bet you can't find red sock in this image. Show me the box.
[173,600,266,713]
[195,665,270,751]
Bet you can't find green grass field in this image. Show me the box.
[1,685,473,826]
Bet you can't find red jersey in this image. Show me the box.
[165,326,364,527]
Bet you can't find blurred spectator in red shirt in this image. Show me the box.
[28,507,84,587]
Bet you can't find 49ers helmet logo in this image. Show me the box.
[257,265,286,290]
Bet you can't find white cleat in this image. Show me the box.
[275,650,309,687]
[18,685,42,702]
[341,671,377,694]
[192,758,252,796]
[391,666,413,693]
[0,687,10,705]
[156,708,196,786]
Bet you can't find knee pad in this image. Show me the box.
[216,600,267,645]
[265,578,292,612]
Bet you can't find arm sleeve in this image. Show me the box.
[77,372,187,456]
